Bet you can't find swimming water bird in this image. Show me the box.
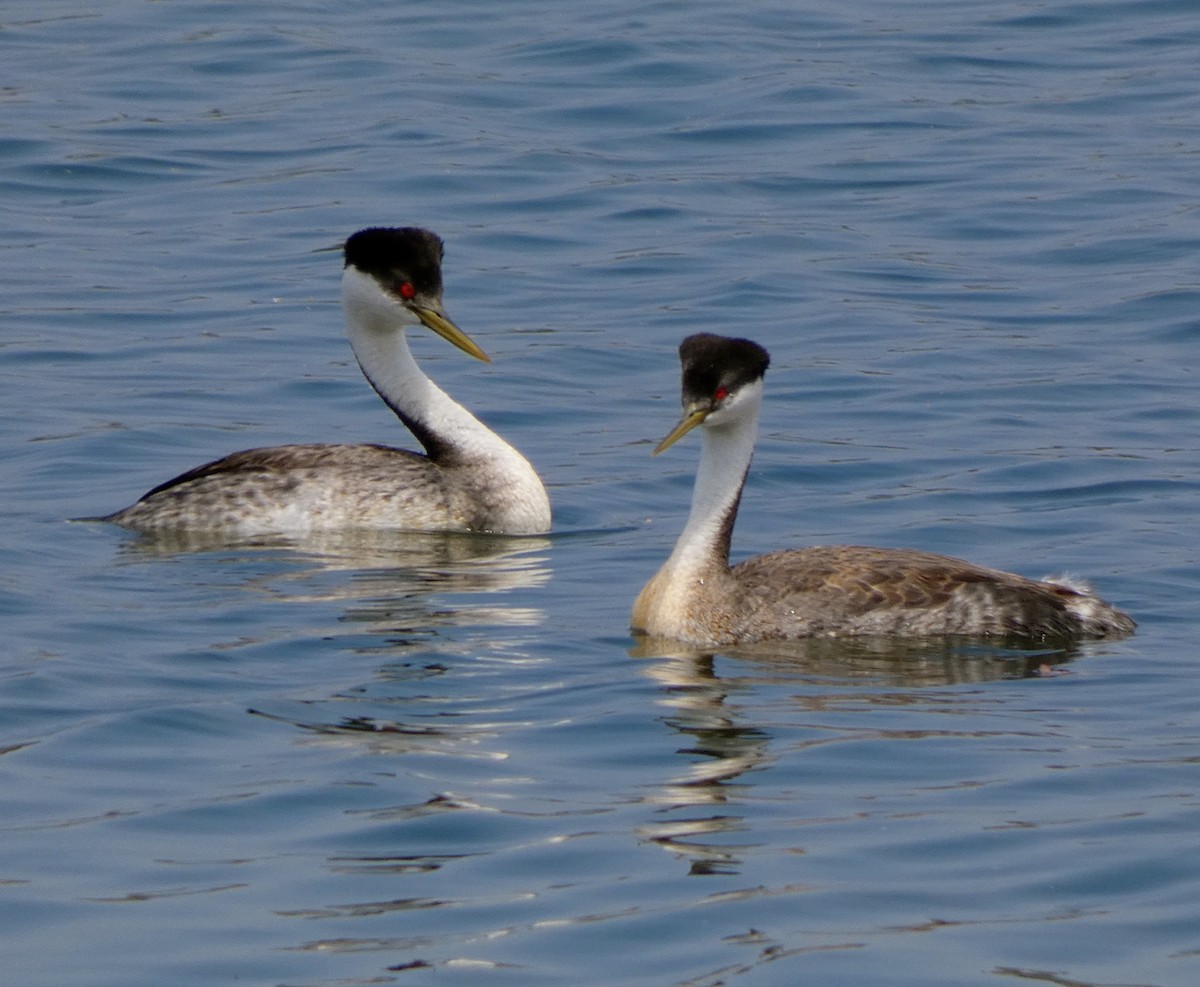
[103,227,551,536]
[632,333,1134,646]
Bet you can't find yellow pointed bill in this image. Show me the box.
[414,306,491,363]
[653,407,709,455]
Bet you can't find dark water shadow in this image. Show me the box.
[630,633,1083,686]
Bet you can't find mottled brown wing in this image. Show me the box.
[733,545,1020,612]
[727,543,1094,639]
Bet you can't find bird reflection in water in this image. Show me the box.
[122,529,553,764]
[114,527,551,630]
[633,643,774,876]
[629,635,1085,875]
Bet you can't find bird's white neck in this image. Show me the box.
[665,380,763,579]
[631,381,762,639]
[341,265,504,460]
[340,267,550,533]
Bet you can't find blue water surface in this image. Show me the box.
[3,1,1200,984]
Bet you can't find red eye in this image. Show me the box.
[714,386,729,401]
[396,281,416,300]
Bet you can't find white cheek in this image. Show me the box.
[342,267,410,330]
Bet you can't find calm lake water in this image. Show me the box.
[4,1,1200,984]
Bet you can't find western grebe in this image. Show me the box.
[103,227,551,535]
[632,333,1134,646]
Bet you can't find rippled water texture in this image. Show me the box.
[3,2,1200,985]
